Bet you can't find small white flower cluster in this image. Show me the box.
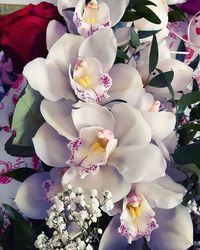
[187,200,200,216]
[35,185,114,250]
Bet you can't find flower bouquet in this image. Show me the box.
[0,0,200,249]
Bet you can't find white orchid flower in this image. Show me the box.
[57,0,129,37]
[99,175,193,250]
[32,100,167,203]
[24,29,119,104]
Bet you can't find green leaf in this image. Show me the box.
[12,85,44,147]
[177,91,200,106]
[3,204,35,246]
[116,49,129,60]
[169,4,187,20]
[134,4,161,24]
[121,11,142,22]
[173,143,200,167]
[181,123,200,131]
[148,70,174,88]
[149,33,158,73]
[1,168,37,182]
[168,10,186,22]
[188,54,200,71]
[5,134,35,157]
[130,28,140,48]
[176,40,186,62]
[138,29,161,39]
[130,0,157,7]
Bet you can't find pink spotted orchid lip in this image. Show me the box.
[73,0,112,37]
[69,57,112,104]
[66,127,117,178]
[119,193,159,243]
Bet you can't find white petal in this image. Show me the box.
[23,58,73,101]
[142,111,176,140]
[146,59,193,98]
[149,206,193,250]
[134,91,154,111]
[15,172,51,219]
[109,144,166,183]
[33,123,70,167]
[111,103,151,146]
[115,27,131,47]
[99,215,144,250]
[135,175,186,209]
[108,64,143,106]
[46,20,67,51]
[57,0,79,12]
[72,103,115,131]
[162,131,178,154]
[47,33,84,74]
[62,165,131,203]
[99,0,129,26]
[41,99,78,140]
[78,28,117,72]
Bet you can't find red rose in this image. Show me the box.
[0,2,64,73]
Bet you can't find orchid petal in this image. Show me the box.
[114,27,131,47]
[33,123,70,167]
[72,103,115,131]
[99,0,129,26]
[15,172,51,219]
[47,33,84,75]
[46,20,67,51]
[62,165,131,203]
[110,144,166,183]
[142,111,176,140]
[108,64,143,106]
[41,99,78,140]
[149,205,193,250]
[78,28,117,72]
[23,58,73,101]
[99,215,143,250]
[111,103,151,146]
[135,175,186,209]
[134,91,154,111]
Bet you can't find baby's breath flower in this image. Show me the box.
[35,186,113,249]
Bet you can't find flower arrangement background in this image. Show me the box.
[0,0,200,249]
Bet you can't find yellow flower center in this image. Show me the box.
[126,204,141,218]
[74,60,93,89]
[84,0,99,24]
[160,0,167,4]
